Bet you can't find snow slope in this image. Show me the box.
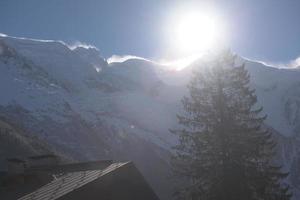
[0,35,174,199]
[1,34,300,199]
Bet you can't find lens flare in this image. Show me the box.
[168,10,226,55]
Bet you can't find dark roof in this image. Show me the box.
[18,162,128,200]
[28,154,57,160]
[6,158,25,163]
[25,160,113,174]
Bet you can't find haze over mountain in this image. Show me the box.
[1,34,300,199]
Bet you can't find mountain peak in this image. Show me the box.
[72,46,107,69]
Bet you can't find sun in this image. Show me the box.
[171,11,224,55]
[176,13,216,52]
[162,7,228,70]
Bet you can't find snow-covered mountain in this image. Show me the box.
[0,35,175,199]
[1,35,300,199]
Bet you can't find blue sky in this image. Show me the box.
[0,0,300,65]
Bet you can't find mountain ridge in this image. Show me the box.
[1,34,300,199]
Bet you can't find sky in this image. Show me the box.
[0,0,300,66]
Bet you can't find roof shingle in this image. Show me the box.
[18,162,128,200]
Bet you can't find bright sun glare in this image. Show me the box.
[176,13,216,52]
[163,7,228,70]
[171,10,225,55]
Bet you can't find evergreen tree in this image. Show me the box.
[171,52,291,200]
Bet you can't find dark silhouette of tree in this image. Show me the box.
[171,52,291,200]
